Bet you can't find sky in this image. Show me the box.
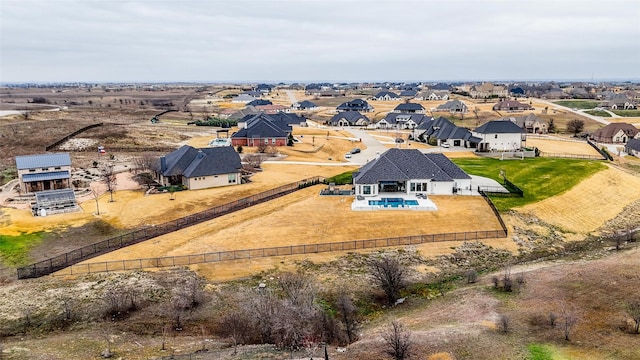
[1,0,639,83]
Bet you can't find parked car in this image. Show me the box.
[441,143,450,148]
[351,148,361,154]
[345,153,352,159]
[395,138,404,143]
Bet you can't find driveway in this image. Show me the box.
[339,128,389,165]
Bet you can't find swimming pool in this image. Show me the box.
[368,198,419,207]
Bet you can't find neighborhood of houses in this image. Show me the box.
[6,80,640,217]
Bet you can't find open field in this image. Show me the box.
[453,157,607,210]
[553,100,601,109]
[525,137,602,156]
[519,165,640,234]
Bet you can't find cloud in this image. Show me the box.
[1,0,638,82]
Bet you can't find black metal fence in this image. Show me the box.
[55,228,508,276]
[586,140,612,160]
[16,177,324,279]
[478,190,509,234]
[44,123,103,151]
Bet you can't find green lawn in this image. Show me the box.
[325,170,354,185]
[584,110,611,117]
[0,232,43,266]
[611,109,640,117]
[554,100,600,110]
[452,157,606,211]
[527,344,555,360]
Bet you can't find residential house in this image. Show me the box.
[255,104,291,114]
[224,106,260,121]
[399,89,418,98]
[510,87,526,97]
[291,100,318,111]
[352,148,472,197]
[246,99,272,107]
[434,99,468,114]
[336,99,374,113]
[392,102,425,114]
[472,120,526,152]
[231,113,292,147]
[625,138,640,157]
[254,84,273,94]
[158,145,242,190]
[418,117,481,148]
[492,100,534,112]
[15,153,72,194]
[232,93,258,103]
[376,113,432,129]
[505,113,547,134]
[599,94,636,110]
[428,91,450,101]
[469,83,508,99]
[592,123,640,143]
[329,111,371,127]
[373,91,401,101]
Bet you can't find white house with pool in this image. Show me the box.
[351,148,473,210]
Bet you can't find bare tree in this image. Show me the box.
[132,153,159,174]
[465,269,478,284]
[100,164,117,202]
[369,255,407,306]
[625,299,640,334]
[560,303,579,341]
[549,312,557,327]
[90,185,101,215]
[382,321,413,360]
[219,311,250,351]
[336,291,359,344]
[61,296,74,321]
[277,272,316,307]
[244,153,265,170]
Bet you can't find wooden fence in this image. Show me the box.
[16,177,323,279]
[44,123,103,151]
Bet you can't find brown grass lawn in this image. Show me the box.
[519,166,640,234]
[72,188,505,278]
[525,138,602,156]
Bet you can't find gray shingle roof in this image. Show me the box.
[353,148,470,184]
[330,111,370,125]
[22,171,71,182]
[233,113,293,139]
[394,103,425,111]
[474,120,526,134]
[161,145,241,178]
[15,153,71,170]
[626,138,640,152]
[436,100,467,111]
[382,113,431,126]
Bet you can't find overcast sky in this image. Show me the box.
[1,0,639,83]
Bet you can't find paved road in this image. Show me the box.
[536,99,610,125]
[340,128,390,165]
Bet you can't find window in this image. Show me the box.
[494,134,498,139]
[272,138,276,145]
[410,183,416,192]
[54,167,61,170]
[29,169,36,173]
[228,174,236,183]
[42,167,49,171]
[363,185,371,195]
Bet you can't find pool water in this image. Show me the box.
[368,198,419,207]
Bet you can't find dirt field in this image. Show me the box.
[519,166,640,234]
[525,137,602,156]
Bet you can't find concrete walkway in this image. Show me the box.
[537,99,610,125]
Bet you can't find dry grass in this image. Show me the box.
[526,138,602,156]
[519,166,640,234]
[79,188,504,268]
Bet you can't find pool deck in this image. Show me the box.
[351,194,438,211]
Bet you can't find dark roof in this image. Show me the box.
[247,99,272,106]
[330,111,370,125]
[337,99,372,111]
[353,148,470,184]
[227,106,260,121]
[425,153,471,180]
[626,138,640,151]
[15,153,71,169]
[399,90,418,96]
[394,103,425,111]
[374,91,400,99]
[421,117,481,142]
[22,171,71,182]
[233,113,292,139]
[161,145,241,178]
[492,100,533,110]
[474,120,526,134]
[295,100,317,108]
